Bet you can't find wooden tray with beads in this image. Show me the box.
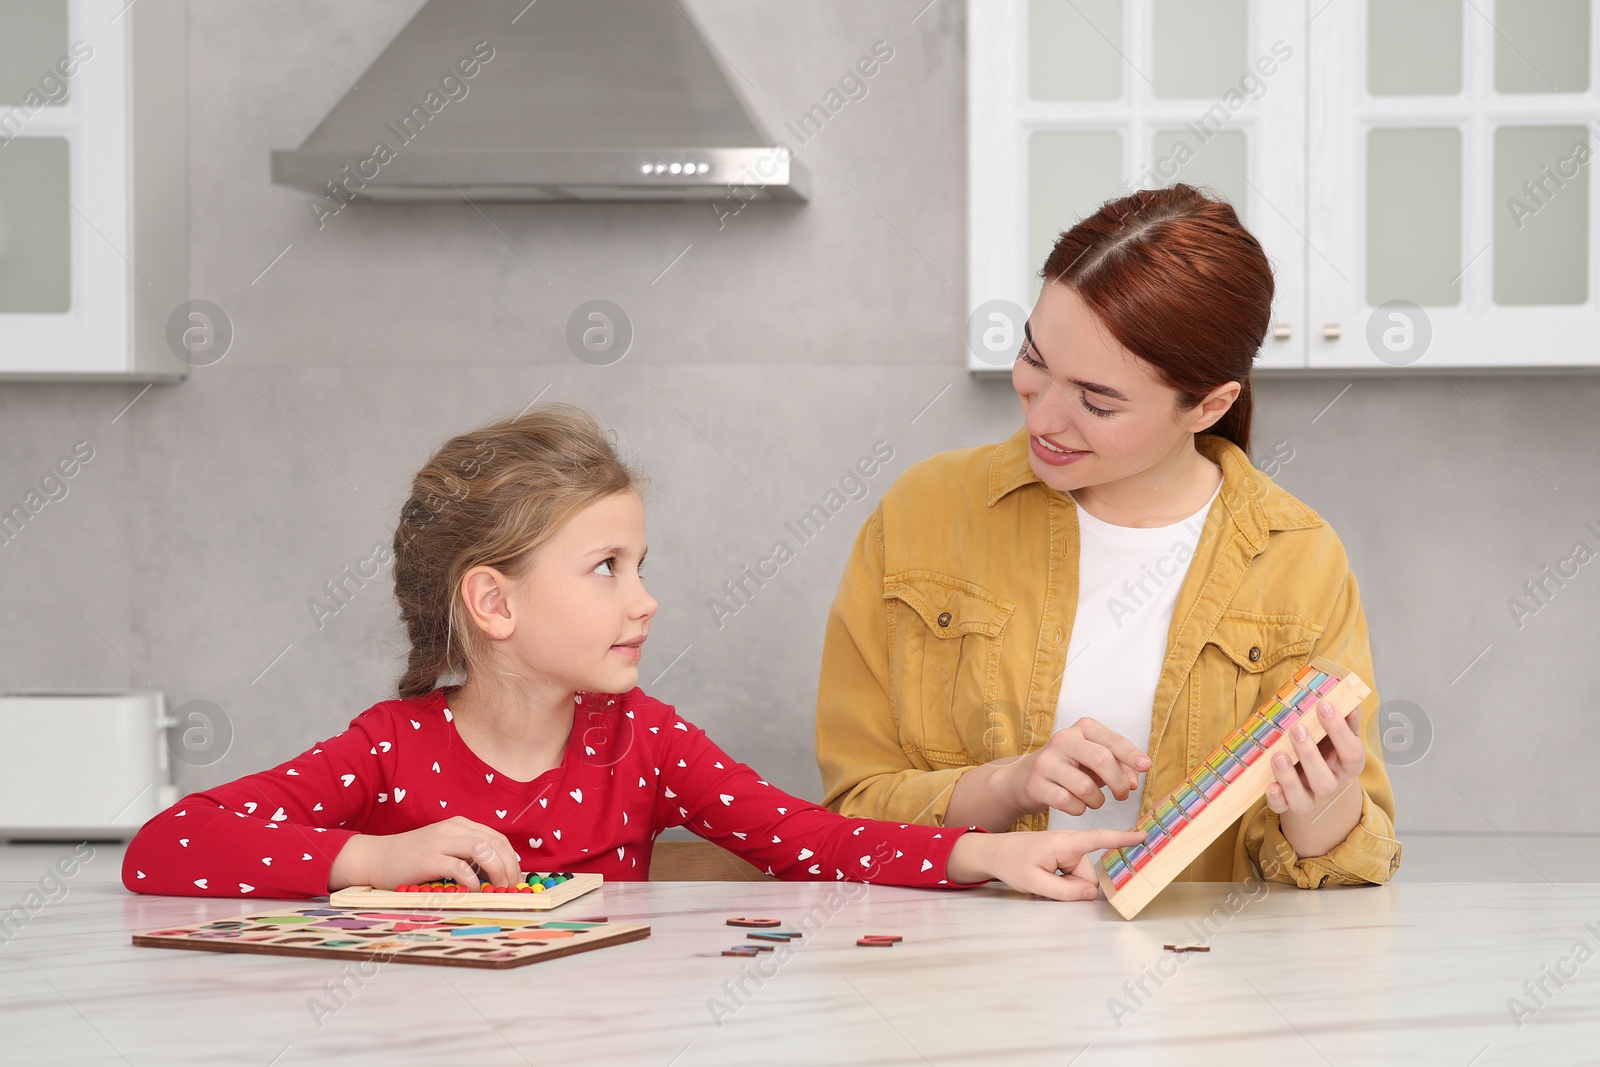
[329,871,602,911]
[1095,657,1372,920]
[134,907,646,969]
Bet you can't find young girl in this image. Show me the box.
[122,406,1142,901]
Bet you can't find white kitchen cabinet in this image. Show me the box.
[0,0,187,381]
[1308,0,1599,370]
[969,0,1600,373]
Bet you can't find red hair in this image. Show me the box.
[1040,183,1273,455]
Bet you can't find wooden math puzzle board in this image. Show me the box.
[133,908,649,969]
[329,872,603,911]
[1095,656,1371,920]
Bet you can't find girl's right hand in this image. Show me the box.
[1005,717,1152,816]
[331,816,523,891]
[946,827,1148,900]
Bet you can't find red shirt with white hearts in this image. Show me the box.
[121,686,991,898]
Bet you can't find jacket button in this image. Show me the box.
[1248,646,1261,662]
[937,612,952,627]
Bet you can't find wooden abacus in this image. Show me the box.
[330,871,601,911]
[1096,656,1371,920]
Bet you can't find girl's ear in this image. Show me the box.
[1184,380,1241,434]
[459,566,516,640]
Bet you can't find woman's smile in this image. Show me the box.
[1031,434,1091,466]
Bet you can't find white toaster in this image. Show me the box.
[0,690,177,840]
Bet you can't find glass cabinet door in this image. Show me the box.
[1309,0,1599,369]
[0,1,74,314]
[0,0,139,377]
[969,0,1308,371]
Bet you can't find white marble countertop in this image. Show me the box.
[4,870,1599,1066]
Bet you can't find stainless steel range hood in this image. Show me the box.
[270,0,806,203]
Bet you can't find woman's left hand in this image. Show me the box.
[1265,700,1365,856]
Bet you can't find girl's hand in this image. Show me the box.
[1005,718,1152,817]
[1265,701,1366,856]
[330,816,523,891]
[945,827,1148,901]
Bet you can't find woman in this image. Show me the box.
[816,184,1399,889]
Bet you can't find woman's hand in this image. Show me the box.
[329,816,523,891]
[1003,717,1152,817]
[945,827,1147,900]
[1266,701,1365,857]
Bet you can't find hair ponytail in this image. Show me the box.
[1208,375,1253,455]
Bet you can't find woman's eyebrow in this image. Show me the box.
[1072,378,1131,402]
[1025,321,1132,402]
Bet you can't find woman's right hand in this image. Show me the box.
[330,816,523,891]
[1004,717,1152,817]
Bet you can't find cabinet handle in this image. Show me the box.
[1272,322,1292,341]
[1322,323,1342,341]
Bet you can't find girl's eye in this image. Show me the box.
[593,558,615,577]
[1017,343,1045,369]
[1080,394,1115,418]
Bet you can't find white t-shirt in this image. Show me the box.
[1046,477,1222,833]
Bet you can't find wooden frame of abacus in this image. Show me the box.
[1095,656,1371,920]
[329,872,602,911]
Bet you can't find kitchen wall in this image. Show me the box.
[1,0,1595,834]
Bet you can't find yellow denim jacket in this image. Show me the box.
[816,427,1401,888]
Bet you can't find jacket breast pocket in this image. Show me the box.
[1199,610,1324,729]
[883,572,1015,767]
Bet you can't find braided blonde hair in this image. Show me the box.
[391,404,644,698]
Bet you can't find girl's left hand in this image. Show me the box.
[946,827,1147,900]
[1265,700,1364,827]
